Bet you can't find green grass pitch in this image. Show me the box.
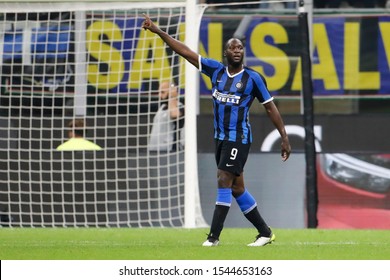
[0,228,389,260]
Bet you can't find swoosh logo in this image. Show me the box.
[226,163,234,167]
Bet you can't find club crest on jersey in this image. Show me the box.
[235,82,243,89]
[212,89,240,104]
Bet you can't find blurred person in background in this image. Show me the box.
[148,81,185,153]
[56,119,102,151]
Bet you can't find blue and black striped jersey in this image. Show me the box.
[199,56,273,144]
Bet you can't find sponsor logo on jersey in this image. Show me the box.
[212,89,241,104]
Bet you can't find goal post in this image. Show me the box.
[0,0,207,228]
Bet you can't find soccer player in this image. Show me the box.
[142,14,291,246]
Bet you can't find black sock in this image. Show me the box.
[244,207,272,237]
[208,204,230,240]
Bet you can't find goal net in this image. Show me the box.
[0,1,206,227]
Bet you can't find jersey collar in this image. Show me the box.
[226,65,244,77]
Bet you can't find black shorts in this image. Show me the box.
[215,139,251,176]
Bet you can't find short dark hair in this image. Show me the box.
[224,38,244,50]
[67,119,85,137]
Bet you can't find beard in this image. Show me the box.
[227,56,243,67]
[160,100,168,109]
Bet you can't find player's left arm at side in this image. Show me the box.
[263,101,291,161]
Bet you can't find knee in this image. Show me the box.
[232,185,245,198]
[217,170,234,188]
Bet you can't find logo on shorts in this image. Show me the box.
[226,163,234,167]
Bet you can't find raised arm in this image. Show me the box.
[263,101,291,161]
[168,84,183,119]
[142,14,199,68]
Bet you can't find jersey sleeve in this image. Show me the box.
[251,71,273,104]
[199,56,223,78]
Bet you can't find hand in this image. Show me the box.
[170,84,178,99]
[142,14,159,33]
[281,139,291,162]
